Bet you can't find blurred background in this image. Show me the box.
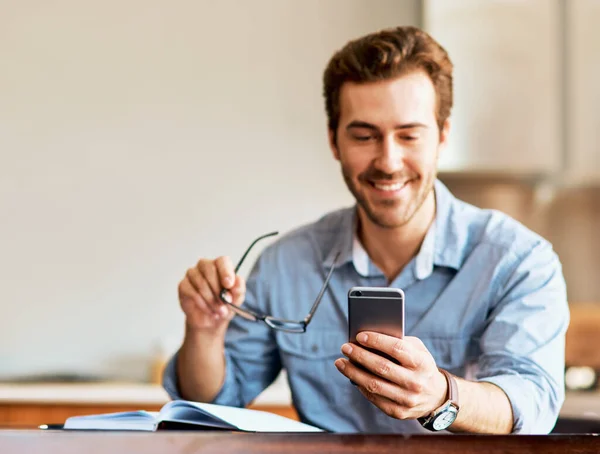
[0,0,598,431]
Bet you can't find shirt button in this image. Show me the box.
[311,345,319,353]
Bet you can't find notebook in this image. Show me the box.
[63,400,322,432]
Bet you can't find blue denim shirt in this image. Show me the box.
[163,180,569,434]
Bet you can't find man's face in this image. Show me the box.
[330,71,449,229]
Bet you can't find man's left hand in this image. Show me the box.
[334,332,448,420]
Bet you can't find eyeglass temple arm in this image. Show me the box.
[218,231,279,319]
[233,231,279,274]
[302,251,340,326]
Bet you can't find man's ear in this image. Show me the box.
[328,129,340,161]
[438,119,451,153]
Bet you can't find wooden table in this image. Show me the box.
[0,431,598,454]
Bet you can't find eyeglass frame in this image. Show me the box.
[218,231,339,333]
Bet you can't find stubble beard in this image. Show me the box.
[341,165,436,229]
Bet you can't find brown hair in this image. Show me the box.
[323,26,453,142]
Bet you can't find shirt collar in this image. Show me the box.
[431,179,468,271]
[323,179,469,278]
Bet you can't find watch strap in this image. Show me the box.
[418,368,460,431]
[439,368,460,410]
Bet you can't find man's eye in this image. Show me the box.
[353,135,374,142]
[401,136,419,142]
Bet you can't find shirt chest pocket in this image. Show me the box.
[276,329,353,406]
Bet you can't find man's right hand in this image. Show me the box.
[178,256,246,332]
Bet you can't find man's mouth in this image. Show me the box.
[368,180,412,193]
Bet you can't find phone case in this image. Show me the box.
[348,286,405,366]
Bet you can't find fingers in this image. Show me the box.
[196,259,222,304]
[334,357,415,409]
[228,275,246,307]
[180,256,244,318]
[178,277,212,315]
[354,333,425,369]
[215,256,236,289]
[337,344,421,397]
[178,254,247,331]
[356,386,410,420]
[337,335,446,421]
[405,336,429,352]
[214,256,242,306]
[185,263,223,316]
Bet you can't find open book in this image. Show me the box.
[63,400,322,432]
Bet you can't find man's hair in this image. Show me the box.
[323,26,453,142]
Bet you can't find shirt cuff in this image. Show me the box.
[162,352,182,400]
[478,374,557,434]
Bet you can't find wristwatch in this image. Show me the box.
[418,368,460,431]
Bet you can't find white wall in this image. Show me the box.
[424,0,563,174]
[566,0,600,184]
[0,0,419,381]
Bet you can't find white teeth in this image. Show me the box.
[373,182,406,191]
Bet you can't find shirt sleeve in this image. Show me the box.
[162,351,182,400]
[476,240,569,434]
[162,248,282,407]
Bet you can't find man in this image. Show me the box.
[163,26,568,434]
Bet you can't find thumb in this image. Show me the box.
[405,336,428,352]
[228,275,246,307]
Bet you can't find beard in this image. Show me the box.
[341,163,436,229]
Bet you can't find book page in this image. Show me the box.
[64,410,159,431]
[158,403,234,430]
[164,400,323,432]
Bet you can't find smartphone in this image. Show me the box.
[348,286,405,366]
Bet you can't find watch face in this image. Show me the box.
[432,407,458,431]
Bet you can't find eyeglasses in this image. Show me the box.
[219,231,339,333]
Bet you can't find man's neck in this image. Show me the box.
[357,191,436,283]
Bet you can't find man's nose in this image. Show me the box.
[373,135,406,174]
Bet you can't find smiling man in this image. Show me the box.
[163,26,569,434]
